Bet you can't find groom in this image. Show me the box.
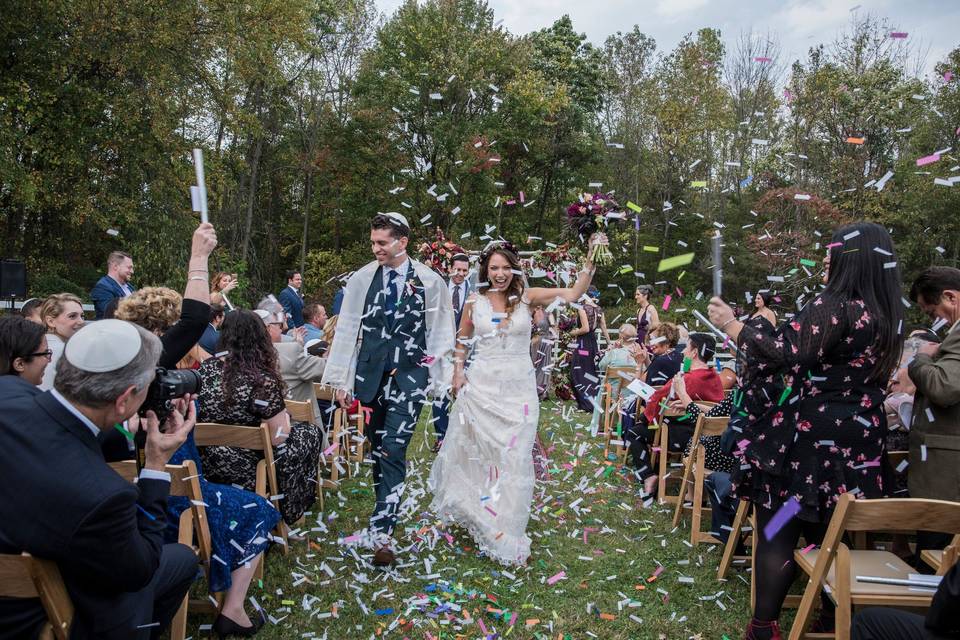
[321,213,455,566]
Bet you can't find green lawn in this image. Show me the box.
[189,401,755,639]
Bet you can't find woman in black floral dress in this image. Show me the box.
[198,310,322,525]
[708,222,903,640]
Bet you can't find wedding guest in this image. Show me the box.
[198,304,224,355]
[590,324,640,432]
[708,221,903,639]
[587,286,612,344]
[569,295,603,412]
[90,250,136,319]
[907,266,960,560]
[530,307,555,400]
[751,291,778,326]
[0,315,50,387]
[210,272,238,310]
[432,253,471,447]
[39,293,84,390]
[302,303,327,343]
[264,309,327,414]
[197,310,322,525]
[18,298,43,324]
[627,332,725,496]
[278,270,305,330]
[634,285,660,345]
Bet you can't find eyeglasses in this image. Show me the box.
[28,350,53,359]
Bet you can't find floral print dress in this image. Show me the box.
[197,358,322,525]
[732,294,887,523]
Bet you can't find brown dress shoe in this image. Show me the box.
[372,546,395,567]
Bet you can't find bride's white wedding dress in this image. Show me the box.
[428,293,539,566]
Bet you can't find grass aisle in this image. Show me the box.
[197,401,753,639]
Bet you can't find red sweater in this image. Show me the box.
[643,367,725,423]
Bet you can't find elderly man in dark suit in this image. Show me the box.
[278,270,305,330]
[90,250,136,319]
[0,320,198,640]
[908,266,960,561]
[430,253,471,449]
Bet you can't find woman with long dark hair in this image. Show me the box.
[429,234,607,566]
[708,221,904,640]
[197,310,322,526]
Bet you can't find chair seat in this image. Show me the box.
[796,549,935,600]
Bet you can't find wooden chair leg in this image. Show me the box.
[672,451,695,527]
[657,423,670,504]
[718,499,750,580]
[835,543,852,640]
[690,446,706,544]
[750,511,757,614]
[169,593,188,640]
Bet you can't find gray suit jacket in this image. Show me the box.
[274,342,326,414]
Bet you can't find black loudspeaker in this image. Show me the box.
[0,260,27,299]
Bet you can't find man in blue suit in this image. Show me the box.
[321,213,454,567]
[431,253,471,449]
[90,251,135,319]
[278,270,305,330]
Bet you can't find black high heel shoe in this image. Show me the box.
[212,611,265,638]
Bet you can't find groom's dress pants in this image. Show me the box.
[367,371,424,536]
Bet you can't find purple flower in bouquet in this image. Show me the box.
[565,192,619,265]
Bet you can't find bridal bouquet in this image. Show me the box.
[417,228,467,276]
[565,192,620,265]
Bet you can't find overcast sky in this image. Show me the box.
[373,0,958,79]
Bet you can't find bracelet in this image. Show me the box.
[189,276,208,282]
[719,318,737,331]
[189,269,209,274]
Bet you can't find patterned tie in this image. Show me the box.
[452,284,461,312]
[386,269,400,314]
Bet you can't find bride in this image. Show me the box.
[428,234,606,566]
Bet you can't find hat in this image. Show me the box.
[64,320,142,373]
[382,212,409,228]
[254,309,284,325]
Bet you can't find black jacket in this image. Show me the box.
[0,388,173,639]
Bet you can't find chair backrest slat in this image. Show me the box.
[284,399,315,423]
[194,423,267,450]
[699,416,729,437]
[313,383,335,402]
[842,497,960,534]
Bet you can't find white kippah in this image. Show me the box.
[254,309,284,325]
[382,212,409,228]
[64,319,142,373]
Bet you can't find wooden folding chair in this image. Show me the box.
[718,499,753,581]
[654,400,717,504]
[921,532,960,576]
[108,460,218,639]
[789,495,960,640]
[600,365,635,460]
[194,422,288,556]
[284,398,316,423]
[312,383,341,509]
[672,415,730,545]
[0,553,73,640]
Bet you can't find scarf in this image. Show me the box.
[321,258,455,398]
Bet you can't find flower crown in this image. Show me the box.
[479,239,518,261]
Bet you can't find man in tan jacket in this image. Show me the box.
[257,307,327,420]
[908,266,960,557]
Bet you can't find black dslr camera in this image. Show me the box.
[138,367,201,426]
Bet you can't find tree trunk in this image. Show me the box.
[240,136,264,264]
[299,170,313,274]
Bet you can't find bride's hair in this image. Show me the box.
[478,241,525,316]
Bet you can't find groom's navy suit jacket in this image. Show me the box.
[354,264,429,404]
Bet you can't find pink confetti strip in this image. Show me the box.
[826,242,843,249]
[662,294,672,311]
[547,571,566,585]
[652,565,664,578]
[484,506,498,517]
[889,31,908,39]
[800,543,816,555]
[754,56,772,63]
[917,154,941,166]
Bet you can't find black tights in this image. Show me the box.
[754,506,831,622]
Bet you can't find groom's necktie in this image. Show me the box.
[452,284,461,312]
[386,269,400,318]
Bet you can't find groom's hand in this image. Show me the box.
[336,389,353,408]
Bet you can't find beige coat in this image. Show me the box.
[274,341,326,416]
[908,325,960,502]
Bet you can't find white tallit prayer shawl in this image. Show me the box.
[321,258,456,398]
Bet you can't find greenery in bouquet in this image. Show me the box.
[565,191,620,265]
[523,243,581,286]
[417,228,467,276]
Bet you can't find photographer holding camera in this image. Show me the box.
[0,319,198,640]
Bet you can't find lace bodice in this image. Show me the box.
[470,294,533,362]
